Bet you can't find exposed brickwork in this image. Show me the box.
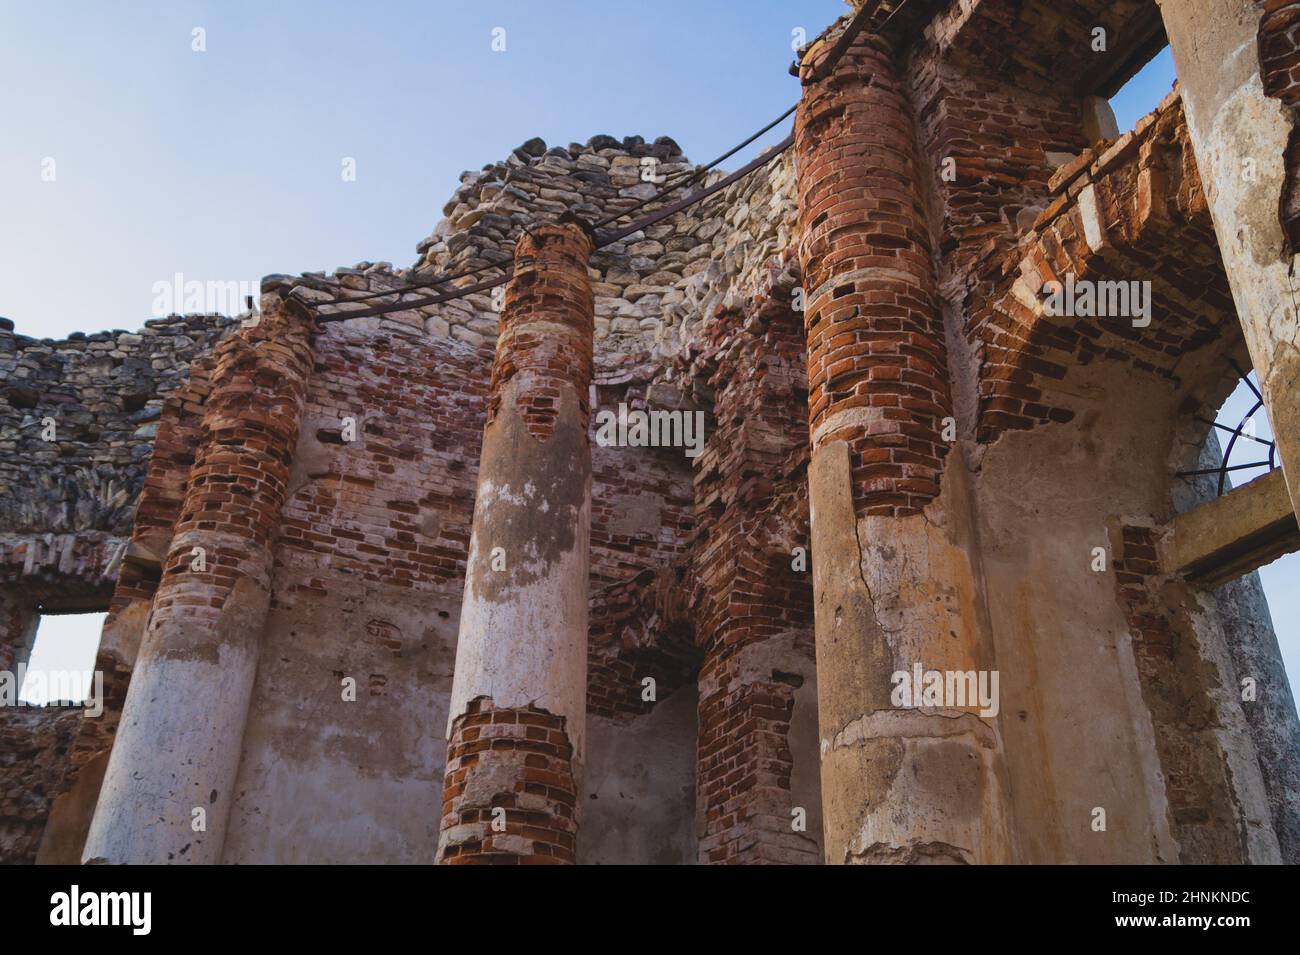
[4,0,1297,866]
[437,218,594,865]
[905,24,1088,296]
[966,95,1237,441]
[589,437,694,591]
[689,271,818,864]
[587,566,697,720]
[278,327,490,598]
[489,223,595,440]
[438,698,578,864]
[797,31,951,517]
[147,303,314,631]
[919,0,1155,96]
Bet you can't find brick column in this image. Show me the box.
[437,220,593,865]
[796,32,1012,863]
[82,297,313,864]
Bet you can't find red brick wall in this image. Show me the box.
[146,304,314,633]
[278,330,490,599]
[905,35,1088,295]
[109,357,214,611]
[964,97,1236,442]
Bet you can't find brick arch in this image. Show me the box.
[965,92,1239,443]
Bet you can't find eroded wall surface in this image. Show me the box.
[2,0,1297,865]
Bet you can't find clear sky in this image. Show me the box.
[0,0,845,338]
[1,5,1294,705]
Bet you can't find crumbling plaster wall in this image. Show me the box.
[213,128,806,862]
[7,0,1299,863]
[970,353,1277,863]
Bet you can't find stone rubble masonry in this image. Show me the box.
[438,222,594,864]
[0,315,238,536]
[81,297,314,864]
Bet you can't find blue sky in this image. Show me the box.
[0,0,845,337]
[2,5,1294,704]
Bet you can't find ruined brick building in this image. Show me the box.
[3,0,1300,864]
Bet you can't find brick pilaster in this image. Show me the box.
[691,292,819,864]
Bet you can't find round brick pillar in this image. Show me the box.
[437,221,594,864]
[796,32,1012,864]
[83,297,314,864]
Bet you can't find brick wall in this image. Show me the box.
[906,34,1088,298]
[439,698,578,864]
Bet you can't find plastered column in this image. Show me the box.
[796,31,1012,864]
[1159,0,1300,520]
[437,220,594,864]
[82,297,313,864]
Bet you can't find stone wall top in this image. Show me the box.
[0,315,237,538]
